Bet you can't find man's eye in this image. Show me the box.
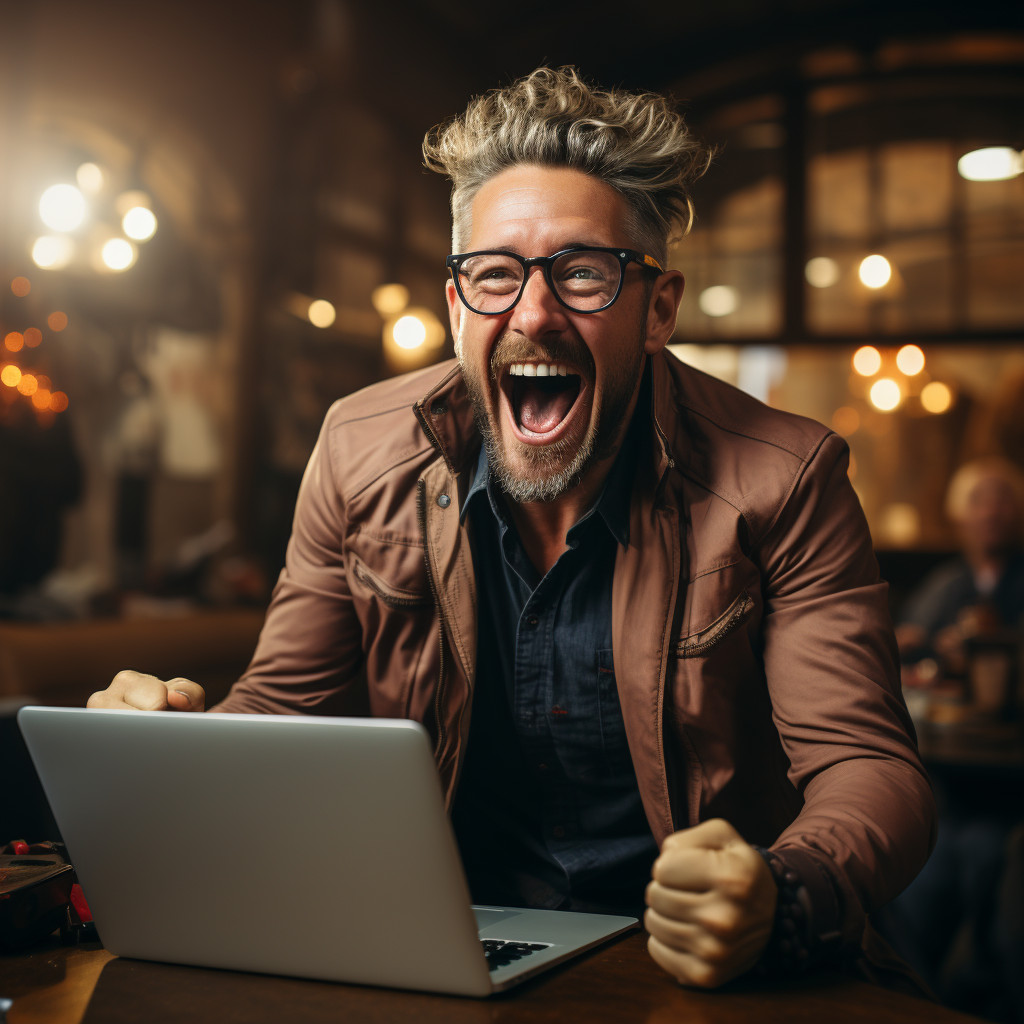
[560,265,605,283]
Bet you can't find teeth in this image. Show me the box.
[508,362,571,377]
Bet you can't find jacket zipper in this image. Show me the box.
[416,479,446,758]
[350,559,432,610]
[675,592,753,657]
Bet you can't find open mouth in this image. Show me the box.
[498,361,586,445]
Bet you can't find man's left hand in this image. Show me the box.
[644,818,777,988]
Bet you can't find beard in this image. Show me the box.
[460,322,647,504]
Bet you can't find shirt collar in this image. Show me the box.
[460,360,648,550]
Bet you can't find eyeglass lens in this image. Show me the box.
[457,251,622,313]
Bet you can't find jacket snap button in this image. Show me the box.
[436,493,451,509]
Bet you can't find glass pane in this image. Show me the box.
[807,142,960,335]
[671,177,783,339]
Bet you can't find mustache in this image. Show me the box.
[488,332,594,382]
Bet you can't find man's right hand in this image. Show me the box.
[87,671,206,712]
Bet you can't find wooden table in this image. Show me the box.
[1,932,982,1024]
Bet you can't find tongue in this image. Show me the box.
[517,380,576,434]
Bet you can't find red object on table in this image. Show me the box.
[69,884,93,924]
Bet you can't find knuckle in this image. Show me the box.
[722,869,756,902]
[700,936,729,965]
[688,961,719,988]
[704,905,743,939]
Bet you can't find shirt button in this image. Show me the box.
[526,614,539,629]
[552,826,566,839]
[436,493,451,509]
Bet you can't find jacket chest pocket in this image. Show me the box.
[674,590,754,658]
[349,553,433,611]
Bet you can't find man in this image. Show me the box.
[90,68,935,991]
[897,456,1024,664]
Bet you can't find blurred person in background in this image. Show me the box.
[885,457,1024,1021]
[896,458,1024,667]
[0,398,82,617]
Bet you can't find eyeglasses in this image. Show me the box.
[446,246,664,316]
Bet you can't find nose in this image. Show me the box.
[506,266,570,338]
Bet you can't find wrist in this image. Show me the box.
[752,846,837,976]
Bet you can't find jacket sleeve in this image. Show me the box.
[756,430,936,953]
[211,412,368,715]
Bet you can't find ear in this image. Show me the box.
[445,278,463,358]
[644,270,685,356]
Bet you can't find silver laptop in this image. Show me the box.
[18,706,637,997]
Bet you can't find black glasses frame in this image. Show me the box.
[445,246,664,316]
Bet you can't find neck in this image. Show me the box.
[504,385,641,577]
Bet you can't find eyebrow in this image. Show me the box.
[477,241,611,256]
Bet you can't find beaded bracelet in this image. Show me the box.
[752,846,815,976]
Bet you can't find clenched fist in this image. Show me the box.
[645,818,777,988]
[87,670,206,713]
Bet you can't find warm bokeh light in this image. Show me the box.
[307,299,336,328]
[805,256,839,288]
[36,375,51,391]
[39,184,86,232]
[49,390,69,412]
[858,254,892,289]
[880,503,921,547]
[11,277,30,297]
[32,235,74,269]
[831,406,860,436]
[852,345,882,376]
[869,378,902,412]
[957,147,1023,182]
[698,285,739,317]
[122,206,157,241]
[47,312,68,331]
[1,365,22,387]
[371,283,410,316]
[76,162,105,194]
[895,344,925,376]
[101,238,135,271]
[5,332,24,352]
[16,373,37,396]
[23,328,42,348]
[920,381,953,414]
[114,190,151,217]
[32,388,51,410]
[392,314,427,349]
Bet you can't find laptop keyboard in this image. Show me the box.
[481,939,552,972]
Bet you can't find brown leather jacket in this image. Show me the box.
[215,349,936,960]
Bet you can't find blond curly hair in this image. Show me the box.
[422,67,711,265]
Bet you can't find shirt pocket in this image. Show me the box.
[596,648,635,776]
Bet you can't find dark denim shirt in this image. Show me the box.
[451,396,658,917]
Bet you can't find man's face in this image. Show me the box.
[446,165,666,503]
